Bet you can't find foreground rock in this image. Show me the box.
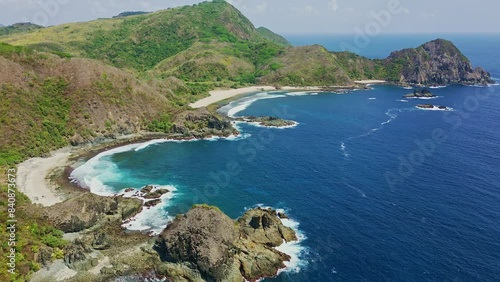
[154,205,297,282]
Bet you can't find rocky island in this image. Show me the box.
[404,88,436,98]
[234,116,297,128]
[416,104,451,111]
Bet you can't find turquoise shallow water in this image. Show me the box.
[72,35,500,281]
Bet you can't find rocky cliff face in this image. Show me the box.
[383,39,494,86]
[154,206,298,282]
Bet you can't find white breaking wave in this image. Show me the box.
[368,97,376,100]
[218,92,287,118]
[406,96,440,100]
[398,99,409,103]
[245,121,299,129]
[340,142,349,158]
[285,91,321,97]
[415,106,454,111]
[120,186,177,235]
[429,85,447,89]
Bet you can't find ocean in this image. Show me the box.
[70,35,500,281]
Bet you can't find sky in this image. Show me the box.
[0,0,498,34]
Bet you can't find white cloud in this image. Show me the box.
[329,0,338,12]
[256,1,268,12]
[304,5,319,14]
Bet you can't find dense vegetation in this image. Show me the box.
[0,23,42,36]
[0,184,67,281]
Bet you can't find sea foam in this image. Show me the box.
[219,92,287,117]
[120,185,177,235]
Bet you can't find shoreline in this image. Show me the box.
[17,84,362,207]
[189,85,325,108]
[16,132,174,206]
[16,147,72,206]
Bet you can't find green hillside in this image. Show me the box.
[0,23,42,36]
[0,1,347,86]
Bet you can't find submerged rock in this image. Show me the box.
[154,205,298,282]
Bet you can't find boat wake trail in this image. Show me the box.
[340,108,412,159]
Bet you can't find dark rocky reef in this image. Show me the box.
[154,206,297,282]
[383,39,494,86]
[403,88,435,98]
[235,116,297,128]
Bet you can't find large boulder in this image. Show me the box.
[155,205,237,281]
[154,206,298,282]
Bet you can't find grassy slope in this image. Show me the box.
[0,1,361,86]
[0,43,183,166]
[256,27,291,46]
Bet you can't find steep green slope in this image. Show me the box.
[256,27,291,46]
[1,1,265,71]
[258,45,353,86]
[0,43,181,165]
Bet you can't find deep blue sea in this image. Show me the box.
[71,35,500,281]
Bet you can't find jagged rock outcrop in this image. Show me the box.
[172,108,237,138]
[42,193,142,232]
[154,206,297,282]
[234,116,297,127]
[383,39,494,86]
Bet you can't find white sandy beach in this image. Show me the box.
[354,80,387,84]
[189,85,323,108]
[16,147,72,206]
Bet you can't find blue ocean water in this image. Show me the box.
[72,35,500,281]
